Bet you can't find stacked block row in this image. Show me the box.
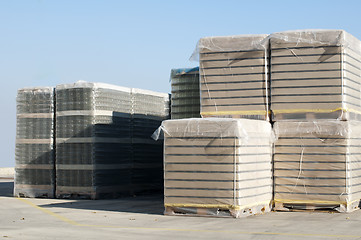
[131,88,170,192]
[15,81,170,199]
[14,87,55,198]
[55,82,133,199]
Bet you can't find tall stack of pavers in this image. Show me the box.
[170,67,200,119]
[55,82,134,199]
[271,30,361,212]
[15,81,169,199]
[164,35,274,217]
[14,87,55,198]
[131,88,170,192]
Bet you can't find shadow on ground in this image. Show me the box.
[0,180,14,197]
[39,194,164,215]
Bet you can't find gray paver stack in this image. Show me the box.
[55,82,133,199]
[170,67,200,119]
[131,88,170,192]
[14,87,55,198]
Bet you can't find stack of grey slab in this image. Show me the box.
[170,67,200,119]
[14,87,55,198]
[55,82,133,199]
[131,88,170,193]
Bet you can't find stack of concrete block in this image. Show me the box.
[270,30,361,121]
[170,67,200,119]
[55,82,133,199]
[273,121,361,212]
[14,87,55,198]
[131,88,170,193]
[198,35,270,120]
[161,118,273,218]
[271,30,361,212]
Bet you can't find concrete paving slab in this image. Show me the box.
[1,179,361,240]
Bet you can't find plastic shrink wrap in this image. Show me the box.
[195,34,270,120]
[170,67,200,119]
[55,82,133,199]
[270,29,361,121]
[158,118,273,217]
[14,87,55,198]
[274,121,361,212]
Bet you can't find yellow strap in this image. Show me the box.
[201,110,270,116]
[273,198,348,205]
[273,108,361,115]
[165,201,271,210]
[273,108,344,114]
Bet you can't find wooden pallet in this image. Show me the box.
[165,203,271,218]
[14,185,55,198]
[274,200,360,213]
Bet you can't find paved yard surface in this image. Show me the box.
[1,178,361,240]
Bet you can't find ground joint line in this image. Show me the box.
[16,198,361,238]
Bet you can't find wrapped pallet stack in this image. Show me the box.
[273,121,361,212]
[271,30,361,212]
[131,88,170,193]
[170,67,200,119]
[161,118,273,218]
[55,82,133,199]
[14,87,55,198]
[197,34,270,120]
[270,30,361,121]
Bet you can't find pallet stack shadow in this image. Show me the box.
[198,35,270,120]
[131,88,170,193]
[161,118,273,218]
[55,82,133,199]
[14,87,55,198]
[271,30,361,212]
[170,67,200,119]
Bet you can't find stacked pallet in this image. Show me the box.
[170,67,200,119]
[270,30,361,121]
[131,88,170,193]
[55,82,133,199]
[198,34,270,120]
[162,118,273,218]
[273,121,361,212]
[271,30,361,212]
[14,87,55,198]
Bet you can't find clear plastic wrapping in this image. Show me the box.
[56,82,133,199]
[270,29,361,121]
[194,34,270,120]
[170,67,200,119]
[14,87,55,198]
[161,118,273,218]
[273,121,361,212]
[55,81,169,199]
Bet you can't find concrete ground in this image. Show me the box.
[2,178,361,240]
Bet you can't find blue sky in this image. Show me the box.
[1,0,361,167]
